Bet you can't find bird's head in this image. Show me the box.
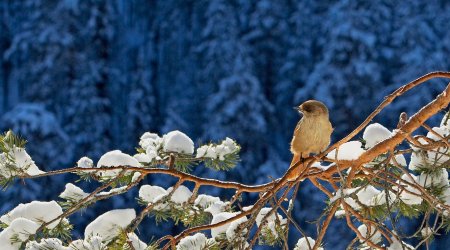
[294,100,329,117]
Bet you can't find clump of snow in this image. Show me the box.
[226,216,248,242]
[126,233,147,250]
[330,190,343,204]
[418,168,449,188]
[396,174,423,205]
[0,218,41,249]
[387,237,413,250]
[294,237,323,250]
[0,147,44,177]
[409,126,449,171]
[68,236,106,250]
[145,149,159,162]
[255,208,287,237]
[204,200,229,215]
[138,130,197,162]
[358,224,382,244]
[409,150,449,171]
[163,131,194,154]
[334,210,346,218]
[134,153,152,163]
[440,187,450,207]
[59,183,89,201]
[96,150,140,177]
[0,154,8,177]
[421,227,432,237]
[138,130,199,163]
[176,233,213,250]
[408,152,425,171]
[97,150,140,168]
[196,137,238,161]
[426,126,449,141]
[392,154,407,167]
[77,157,94,169]
[12,147,44,176]
[196,145,217,159]
[138,185,169,211]
[310,161,331,170]
[167,185,192,204]
[210,212,239,238]
[354,186,381,207]
[216,144,234,160]
[195,194,221,208]
[256,208,272,226]
[440,113,450,129]
[338,186,381,209]
[370,190,396,206]
[84,209,136,242]
[139,132,162,150]
[139,132,164,162]
[139,185,167,203]
[25,238,67,250]
[131,172,142,182]
[363,123,392,148]
[327,141,365,160]
[255,208,281,226]
[1,200,63,229]
[97,186,128,196]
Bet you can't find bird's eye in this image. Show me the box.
[302,105,313,113]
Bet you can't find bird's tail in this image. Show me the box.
[287,153,302,181]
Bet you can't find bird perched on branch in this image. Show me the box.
[287,100,333,181]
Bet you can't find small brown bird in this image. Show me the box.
[287,100,333,181]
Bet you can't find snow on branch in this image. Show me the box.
[0,72,450,249]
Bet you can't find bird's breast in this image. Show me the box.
[290,116,333,155]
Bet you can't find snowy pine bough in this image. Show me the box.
[0,130,248,250]
[0,72,450,249]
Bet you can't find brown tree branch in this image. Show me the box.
[3,72,450,249]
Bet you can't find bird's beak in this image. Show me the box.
[293,106,303,114]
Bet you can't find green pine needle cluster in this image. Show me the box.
[75,170,93,183]
[202,150,240,171]
[0,221,8,229]
[0,176,15,190]
[443,218,450,233]
[0,130,28,190]
[144,202,213,228]
[172,153,198,172]
[397,202,421,218]
[58,196,92,210]
[43,219,73,242]
[259,224,287,247]
[0,130,27,151]
[178,206,212,227]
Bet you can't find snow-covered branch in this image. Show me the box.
[1,72,450,249]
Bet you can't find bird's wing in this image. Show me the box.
[294,119,303,134]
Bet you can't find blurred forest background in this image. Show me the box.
[1,0,450,249]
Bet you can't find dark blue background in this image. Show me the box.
[1,0,449,249]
